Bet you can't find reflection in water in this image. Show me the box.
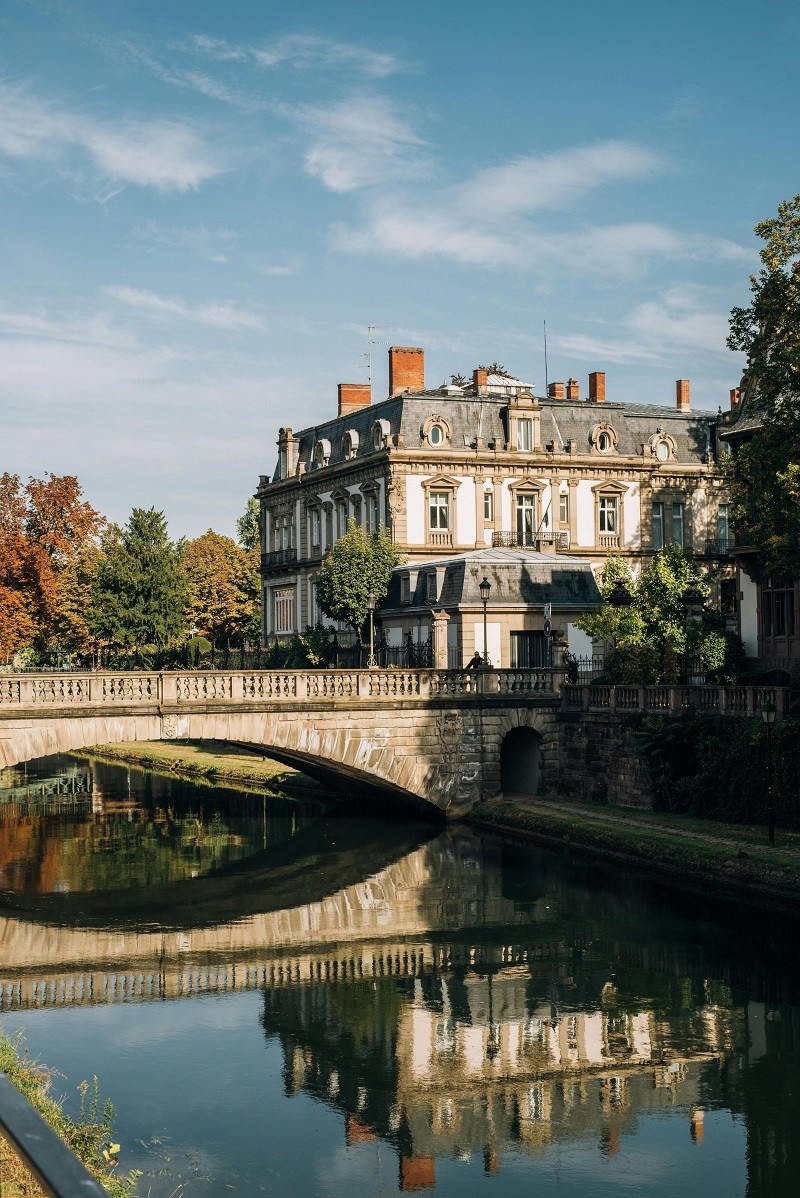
[0,755,799,1196]
[0,753,327,893]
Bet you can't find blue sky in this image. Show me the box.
[1,0,798,538]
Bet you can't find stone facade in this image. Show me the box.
[557,714,655,809]
[258,347,734,651]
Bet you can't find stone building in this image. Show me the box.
[257,345,732,646]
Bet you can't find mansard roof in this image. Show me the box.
[383,547,602,612]
[277,388,720,481]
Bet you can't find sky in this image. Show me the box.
[1,0,798,539]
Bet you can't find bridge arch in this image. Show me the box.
[499,726,544,797]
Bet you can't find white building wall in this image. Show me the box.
[623,482,641,549]
[474,621,502,667]
[406,477,426,545]
[566,623,594,658]
[458,477,477,545]
[740,572,759,657]
[576,480,596,547]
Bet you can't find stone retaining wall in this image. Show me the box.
[555,713,655,809]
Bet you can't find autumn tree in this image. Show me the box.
[183,530,260,648]
[315,520,402,636]
[90,509,187,654]
[727,194,800,573]
[0,472,103,661]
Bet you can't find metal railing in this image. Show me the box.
[0,1073,108,1197]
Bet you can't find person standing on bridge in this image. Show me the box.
[466,651,483,670]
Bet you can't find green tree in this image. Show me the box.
[577,546,743,684]
[236,496,260,552]
[727,194,800,573]
[91,509,187,653]
[183,529,260,647]
[315,520,402,636]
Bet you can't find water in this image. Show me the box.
[0,755,799,1198]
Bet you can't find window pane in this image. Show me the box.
[430,492,449,530]
[672,502,684,547]
[559,493,569,524]
[274,587,296,635]
[717,504,729,550]
[484,491,493,522]
[516,494,536,545]
[518,419,532,452]
[599,496,618,533]
[652,502,664,551]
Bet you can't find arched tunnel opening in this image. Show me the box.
[500,726,543,797]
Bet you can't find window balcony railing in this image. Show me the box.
[491,531,571,551]
[428,531,453,547]
[598,532,620,550]
[261,548,297,571]
[704,538,731,556]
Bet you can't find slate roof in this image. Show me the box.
[277,388,720,482]
[383,547,602,613]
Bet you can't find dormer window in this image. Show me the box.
[655,440,669,461]
[342,430,359,459]
[591,423,618,454]
[429,423,444,446]
[421,415,451,448]
[371,419,390,451]
[313,438,331,469]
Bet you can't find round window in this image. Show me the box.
[656,440,669,462]
[598,431,611,452]
[429,424,444,446]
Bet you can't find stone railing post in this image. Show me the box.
[431,610,449,670]
[159,673,177,705]
[669,687,682,714]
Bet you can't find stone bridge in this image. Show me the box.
[0,669,560,818]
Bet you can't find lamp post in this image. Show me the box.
[682,579,705,683]
[367,591,377,669]
[608,578,633,609]
[479,576,491,667]
[760,698,777,844]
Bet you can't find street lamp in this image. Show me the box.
[367,591,377,669]
[760,698,777,845]
[608,578,633,608]
[479,576,491,667]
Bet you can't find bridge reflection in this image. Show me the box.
[2,798,800,1194]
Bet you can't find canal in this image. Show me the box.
[0,753,798,1197]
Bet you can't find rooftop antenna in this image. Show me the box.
[365,325,384,386]
[543,319,549,395]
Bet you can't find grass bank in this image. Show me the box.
[0,1030,138,1196]
[75,740,330,800]
[470,796,800,912]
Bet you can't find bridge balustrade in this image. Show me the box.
[563,682,790,718]
[0,667,559,710]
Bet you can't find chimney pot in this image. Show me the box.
[566,377,579,401]
[676,379,691,411]
[338,383,372,417]
[589,371,606,403]
[388,346,425,396]
[547,381,565,399]
[473,367,488,393]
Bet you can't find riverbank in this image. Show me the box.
[470,795,800,912]
[75,740,330,800]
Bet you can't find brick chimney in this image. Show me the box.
[729,387,741,410]
[566,377,579,401]
[676,379,691,411]
[338,383,371,417]
[389,346,424,395]
[589,371,606,403]
[473,367,488,393]
[547,381,565,399]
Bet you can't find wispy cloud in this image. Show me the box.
[298,95,427,193]
[127,221,238,264]
[329,138,749,276]
[0,81,223,192]
[106,286,266,331]
[122,42,263,111]
[193,32,405,79]
[557,286,743,365]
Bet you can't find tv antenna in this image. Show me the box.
[365,325,384,385]
[543,319,549,394]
